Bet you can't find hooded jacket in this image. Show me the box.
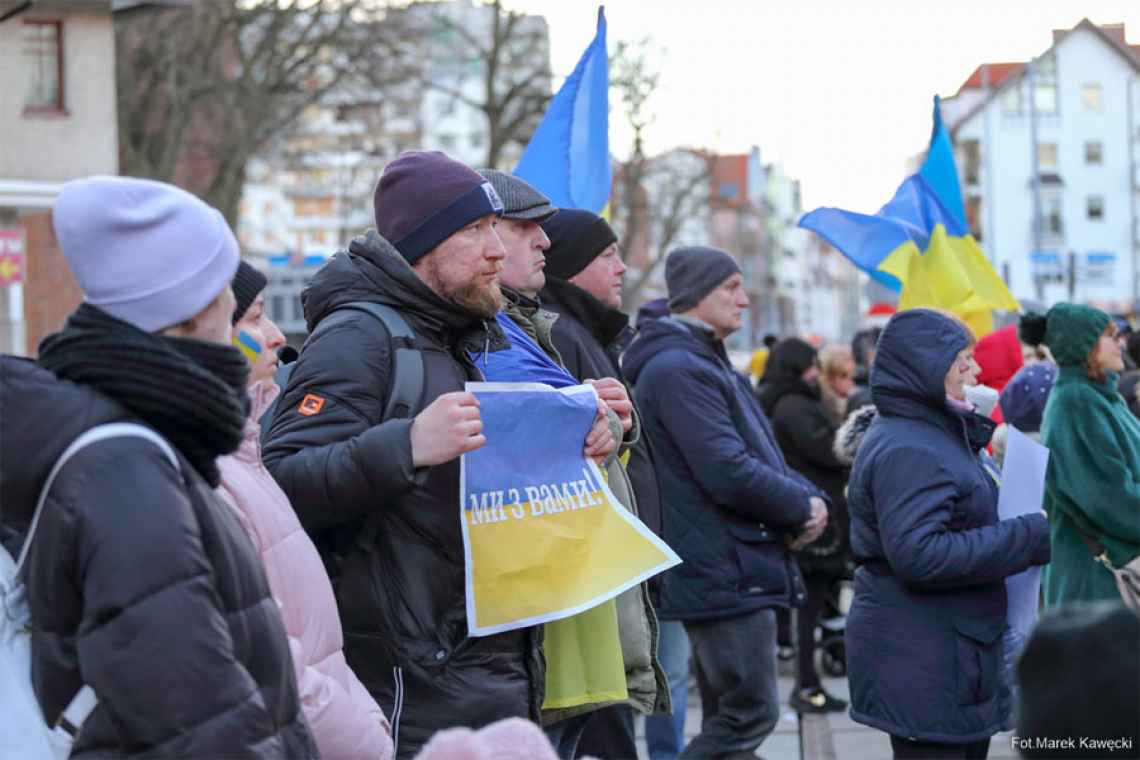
[758,339,850,575]
[625,316,816,621]
[262,232,540,759]
[1040,367,1140,606]
[1,356,315,759]
[845,309,1051,743]
[217,380,393,760]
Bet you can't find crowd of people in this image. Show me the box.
[0,148,1137,760]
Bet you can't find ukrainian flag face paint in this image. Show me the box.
[234,330,262,363]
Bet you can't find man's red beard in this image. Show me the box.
[446,278,503,319]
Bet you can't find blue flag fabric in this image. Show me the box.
[472,313,578,388]
[514,7,610,213]
[919,95,968,230]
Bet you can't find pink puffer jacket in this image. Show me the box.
[217,381,393,760]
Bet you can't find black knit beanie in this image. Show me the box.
[541,209,617,280]
[231,260,268,324]
[666,246,742,312]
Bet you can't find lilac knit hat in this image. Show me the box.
[52,176,239,333]
[373,150,504,264]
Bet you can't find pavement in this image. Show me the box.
[634,669,1022,760]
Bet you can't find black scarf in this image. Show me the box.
[38,304,249,487]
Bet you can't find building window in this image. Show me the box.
[1033,83,1058,116]
[1043,194,1063,238]
[962,140,981,185]
[1037,142,1058,169]
[23,21,64,113]
[1085,141,1103,165]
[1088,196,1105,221]
[719,182,740,199]
[965,195,983,241]
[1081,83,1102,111]
[1001,86,1022,115]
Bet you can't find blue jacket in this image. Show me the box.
[845,309,1051,743]
[624,317,816,621]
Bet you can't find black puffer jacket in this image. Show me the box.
[263,232,541,758]
[758,339,851,576]
[0,357,315,758]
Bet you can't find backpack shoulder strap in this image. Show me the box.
[339,301,424,420]
[17,422,179,739]
[17,423,180,574]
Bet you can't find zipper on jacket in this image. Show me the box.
[391,666,405,757]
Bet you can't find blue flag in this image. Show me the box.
[514,7,610,213]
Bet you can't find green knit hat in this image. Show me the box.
[1020,303,1110,366]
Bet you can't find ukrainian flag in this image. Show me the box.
[799,96,1018,337]
[514,7,610,214]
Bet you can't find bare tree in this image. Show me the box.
[609,40,712,303]
[623,150,714,303]
[115,1,405,224]
[411,0,551,168]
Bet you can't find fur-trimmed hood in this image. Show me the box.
[834,403,877,465]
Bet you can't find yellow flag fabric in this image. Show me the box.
[878,224,1020,337]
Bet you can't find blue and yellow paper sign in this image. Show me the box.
[461,382,680,636]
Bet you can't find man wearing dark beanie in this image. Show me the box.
[263,150,545,758]
[624,246,829,759]
[537,209,670,759]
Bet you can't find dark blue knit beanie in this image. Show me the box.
[373,150,504,264]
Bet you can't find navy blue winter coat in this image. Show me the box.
[845,310,1051,743]
[624,317,816,621]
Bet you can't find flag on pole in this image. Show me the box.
[514,7,610,213]
[799,96,1018,337]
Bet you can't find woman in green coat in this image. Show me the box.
[1022,304,1140,607]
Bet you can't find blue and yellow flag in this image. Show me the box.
[799,96,1018,337]
[514,7,610,213]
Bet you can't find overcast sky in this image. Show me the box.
[505,0,1140,214]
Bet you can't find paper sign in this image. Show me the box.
[460,382,680,636]
[998,426,1050,642]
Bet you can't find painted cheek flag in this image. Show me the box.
[799,95,1018,337]
[514,7,610,214]
[460,382,679,636]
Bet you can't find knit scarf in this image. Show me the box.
[38,303,249,487]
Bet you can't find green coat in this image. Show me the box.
[1040,367,1140,607]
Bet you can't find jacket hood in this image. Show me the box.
[0,357,129,554]
[871,309,970,414]
[974,324,1023,392]
[834,404,877,465]
[624,316,723,385]
[757,337,819,416]
[302,230,490,337]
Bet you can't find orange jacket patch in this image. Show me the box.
[299,394,325,416]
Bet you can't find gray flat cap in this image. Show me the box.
[477,169,558,223]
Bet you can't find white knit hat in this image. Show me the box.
[52,176,240,332]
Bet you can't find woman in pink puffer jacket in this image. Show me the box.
[218,263,393,760]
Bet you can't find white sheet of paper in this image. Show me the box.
[997,426,1050,642]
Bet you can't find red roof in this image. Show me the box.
[957,62,1024,93]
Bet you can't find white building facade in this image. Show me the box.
[945,20,1140,311]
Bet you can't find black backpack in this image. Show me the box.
[260,301,425,441]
